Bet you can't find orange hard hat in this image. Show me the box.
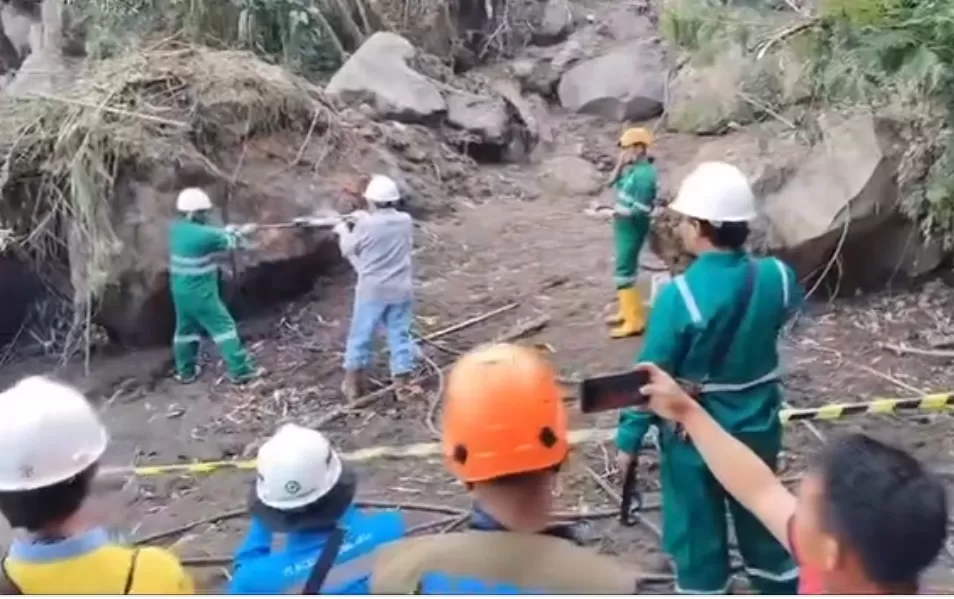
[441,343,569,483]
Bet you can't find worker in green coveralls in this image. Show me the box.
[616,162,803,594]
[168,187,263,385]
[605,127,658,339]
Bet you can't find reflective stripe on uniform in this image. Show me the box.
[169,254,218,277]
[616,192,651,213]
[744,565,800,582]
[674,578,733,594]
[698,368,781,393]
[772,258,790,309]
[173,334,201,345]
[171,254,214,267]
[321,552,377,590]
[212,329,238,344]
[169,264,218,276]
[674,275,703,325]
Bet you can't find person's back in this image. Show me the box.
[617,162,800,595]
[168,217,233,298]
[653,249,799,434]
[0,377,193,595]
[348,208,413,303]
[228,424,407,594]
[229,508,405,594]
[355,344,642,594]
[4,538,192,594]
[369,528,637,593]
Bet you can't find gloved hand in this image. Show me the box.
[332,221,351,237]
[226,223,257,236]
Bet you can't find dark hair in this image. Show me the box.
[816,434,947,587]
[0,465,96,532]
[697,220,749,249]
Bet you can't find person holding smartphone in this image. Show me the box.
[635,362,948,595]
[616,162,803,594]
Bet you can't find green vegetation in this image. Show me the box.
[73,0,377,77]
[662,0,954,247]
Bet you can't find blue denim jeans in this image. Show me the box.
[344,299,418,376]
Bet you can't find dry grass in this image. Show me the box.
[0,41,345,301]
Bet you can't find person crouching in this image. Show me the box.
[228,424,406,594]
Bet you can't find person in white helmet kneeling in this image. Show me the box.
[228,424,406,594]
[616,162,804,594]
[333,175,419,401]
[169,187,263,385]
[0,377,194,594]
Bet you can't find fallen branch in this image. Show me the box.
[134,508,248,545]
[421,302,519,341]
[879,342,954,360]
[578,461,663,540]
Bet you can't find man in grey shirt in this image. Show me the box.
[334,175,418,401]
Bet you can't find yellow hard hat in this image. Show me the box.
[618,127,653,149]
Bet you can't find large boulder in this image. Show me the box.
[651,113,937,287]
[538,155,604,196]
[81,159,346,347]
[667,44,810,134]
[446,92,510,146]
[557,40,666,121]
[649,127,811,273]
[759,111,903,277]
[534,0,575,45]
[326,32,445,124]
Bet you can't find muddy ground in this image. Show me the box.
[4,132,954,591]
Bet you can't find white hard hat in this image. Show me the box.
[669,162,757,223]
[363,175,401,204]
[255,424,343,511]
[0,377,108,491]
[176,187,213,212]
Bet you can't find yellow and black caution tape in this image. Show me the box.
[779,392,954,424]
[101,392,954,478]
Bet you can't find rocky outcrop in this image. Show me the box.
[326,32,445,124]
[666,44,810,134]
[557,40,666,121]
[759,112,902,277]
[651,113,941,286]
[446,93,510,147]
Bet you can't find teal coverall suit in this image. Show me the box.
[168,218,256,381]
[617,250,803,594]
[612,159,657,289]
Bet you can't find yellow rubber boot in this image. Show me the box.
[610,287,646,338]
[605,306,623,326]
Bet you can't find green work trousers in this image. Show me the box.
[613,213,650,289]
[660,429,798,594]
[172,290,255,380]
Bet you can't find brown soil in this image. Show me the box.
[3,0,954,592]
[4,142,954,591]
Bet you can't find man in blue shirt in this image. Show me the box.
[228,424,405,594]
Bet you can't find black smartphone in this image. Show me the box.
[579,370,650,413]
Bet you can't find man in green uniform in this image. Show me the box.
[616,162,803,594]
[606,127,658,339]
[168,187,261,384]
